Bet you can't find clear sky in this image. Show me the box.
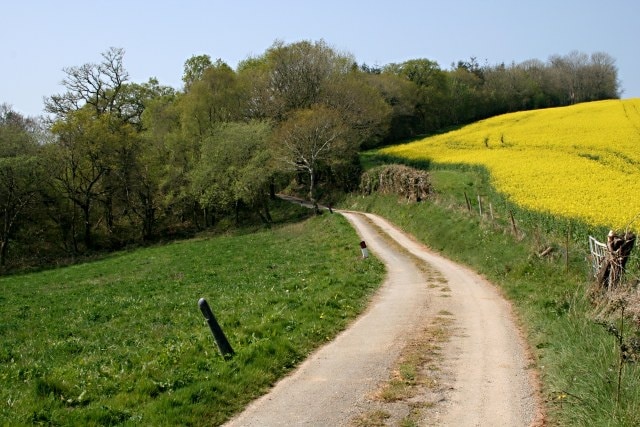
[2,0,639,117]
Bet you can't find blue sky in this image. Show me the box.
[2,0,639,117]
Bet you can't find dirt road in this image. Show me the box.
[224,211,541,426]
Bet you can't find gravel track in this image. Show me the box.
[224,211,542,426]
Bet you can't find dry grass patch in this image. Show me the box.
[372,314,454,406]
[350,409,391,427]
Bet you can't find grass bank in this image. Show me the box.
[0,212,384,426]
[343,163,640,425]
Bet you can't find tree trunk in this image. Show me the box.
[308,169,315,203]
[138,186,156,241]
[269,178,276,200]
[309,169,319,214]
[104,194,114,235]
[0,239,7,268]
[192,202,202,230]
[68,202,79,255]
[82,203,92,250]
[263,198,272,223]
[597,231,636,289]
[1,209,9,267]
[258,198,272,225]
[142,204,155,241]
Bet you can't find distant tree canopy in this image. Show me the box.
[0,43,621,270]
[376,50,620,137]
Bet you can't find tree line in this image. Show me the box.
[0,41,620,271]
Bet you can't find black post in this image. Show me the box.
[198,298,234,359]
[360,240,369,258]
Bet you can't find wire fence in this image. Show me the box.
[459,191,640,283]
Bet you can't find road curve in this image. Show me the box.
[224,211,541,426]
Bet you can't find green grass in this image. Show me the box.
[343,158,640,426]
[0,213,384,426]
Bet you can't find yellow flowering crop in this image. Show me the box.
[381,99,640,230]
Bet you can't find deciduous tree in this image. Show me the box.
[45,47,129,120]
[49,109,119,250]
[273,105,348,211]
[362,71,418,144]
[245,40,353,121]
[180,60,244,139]
[182,54,214,90]
[190,121,273,224]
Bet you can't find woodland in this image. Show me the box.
[0,41,620,271]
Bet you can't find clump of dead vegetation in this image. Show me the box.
[359,164,433,202]
[588,230,640,404]
[589,230,640,323]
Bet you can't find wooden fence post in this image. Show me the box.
[565,223,571,273]
[464,192,471,212]
[509,210,518,237]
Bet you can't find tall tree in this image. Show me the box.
[244,40,390,197]
[445,65,483,124]
[108,79,176,241]
[584,52,620,100]
[246,39,354,120]
[182,54,214,90]
[321,73,391,148]
[190,121,273,224]
[44,48,176,247]
[272,105,348,211]
[44,48,132,250]
[45,47,129,120]
[362,71,418,144]
[136,91,182,239]
[384,59,449,133]
[49,109,119,250]
[180,60,244,138]
[549,51,589,104]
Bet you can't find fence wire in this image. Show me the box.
[588,236,608,279]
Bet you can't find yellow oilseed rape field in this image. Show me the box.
[381,99,640,231]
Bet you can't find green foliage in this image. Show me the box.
[0,214,384,425]
[322,72,392,147]
[49,108,137,249]
[0,106,47,267]
[182,54,214,90]
[180,60,243,137]
[190,121,273,219]
[140,90,199,232]
[359,72,419,146]
[384,58,444,88]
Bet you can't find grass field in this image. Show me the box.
[0,212,384,425]
[380,98,640,231]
